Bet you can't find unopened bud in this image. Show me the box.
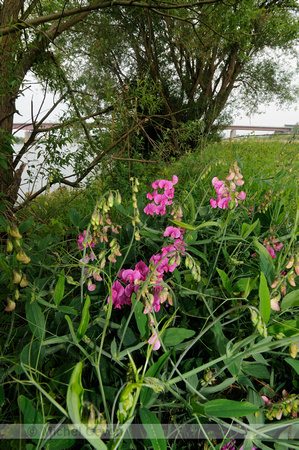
[6,239,13,253]
[91,211,100,227]
[286,255,294,269]
[13,270,22,284]
[287,272,296,287]
[20,274,28,287]
[14,289,20,300]
[294,257,299,276]
[290,342,299,359]
[5,298,16,312]
[271,278,279,289]
[7,224,22,239]
[16,249,31,264]
[115,192,122,205]
[135,229,140,241]
[107,192,114,208]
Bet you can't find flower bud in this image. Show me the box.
[115,192,122,205]
[107,192,114,208]
[287,272,296,287]
[289,342,299,359]
[134,229,140,241]
[6,239,13,253]
[5,298,16,312]
[286,255,294,269]
[13,270,22,284]
[7,224,22,239]
[294,257,299,276]
[14,289,20,300]
[271,278,280,289]
[91,211,100,227]
[20,274,28,287]
[16,249,31,264]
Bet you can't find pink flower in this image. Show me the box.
[78,230,95,251]
[144,203,158,216]
[163,226,181,239]
[144,176,178,216]
[210,163,245,210]
[148,331,161,350]
[87,280,96,291]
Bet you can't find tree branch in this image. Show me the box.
[0,0,224,37]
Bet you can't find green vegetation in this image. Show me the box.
[1,138,298,449]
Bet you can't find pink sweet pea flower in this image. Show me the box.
[78,230,95,251]
[163,226,181,239]
[87,279,96,291]
[148,331,161,350]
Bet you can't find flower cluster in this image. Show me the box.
[78,191,122,291]
[78,230,96,251]
[108,227,187,313]
[144,175,178,216]
[262,390,298,420]
[109,223,188,351]
[263,234,283,259]
[270,251,298,304]
[210,162,246,210]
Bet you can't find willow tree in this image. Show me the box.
[0,0,298,210]
[1,0,224,210]
[59,0,298,156]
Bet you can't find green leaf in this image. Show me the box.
[133,296,148,339]
[69,208,81,227]
[201,377,236,395]
[241,219,259,239]
[0,256,11,277]
[213,321,229,356]
[18,395,44,443]
[259,272,271,324]
[20,341,45,370]
[253,238,274,284]
[195,221,222,230]
[268,320,299,337]
[191,397,206,415]
[67,362,107,450]
[204,399,260,418]
[281,290,299,310]
[163,328,195,346]
[19,216,34,234]
[285,357,299,374]
[216,268,232,293]
[0,213,8,231]
[65,315,77,343]
[242,362,270,379]
[54,269,65,306]
[26,300,46,340]
[170,220,196,230]
[76,295,91,341]
[57,306,78,315]
[139,407,167,450]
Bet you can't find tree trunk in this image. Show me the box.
[0,0,24,206]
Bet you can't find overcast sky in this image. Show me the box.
[15,77,298,134]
